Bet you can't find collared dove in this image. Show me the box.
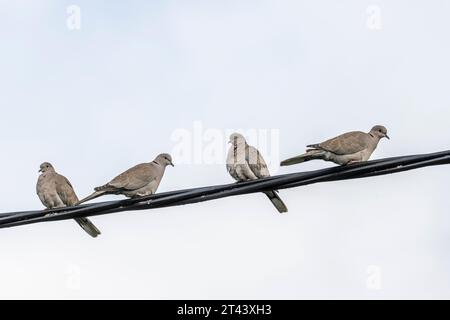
[281,125,390,166]
[36,162,101,238]
[226,133,288,214]
[78,153,174,204]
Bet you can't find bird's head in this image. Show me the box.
[370,125,390,140]
[228,133,246,145]
[155,153,174,167]
[39,162,54,173]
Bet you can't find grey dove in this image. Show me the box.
[78,153,174,204]
[226,133,288,213]
[36,162,101,238]
[280,125,389,166]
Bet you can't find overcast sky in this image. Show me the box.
[1,0,449,299]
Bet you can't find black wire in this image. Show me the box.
[0,150,449,229]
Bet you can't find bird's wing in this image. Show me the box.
[246,145,270,178]
[55,174,79,206]
[313,131,370,155]
[108,163,158,191]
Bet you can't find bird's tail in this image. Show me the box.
[76,190,107,205]
[264,191,288,214]
[74,217,101,238]
[280,149,325,166]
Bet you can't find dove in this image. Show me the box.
[36,162,101,238]
[280,125,390,166]
[78,153,174,204]
[226,133,288,213]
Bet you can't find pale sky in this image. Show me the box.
[0,0,449,299]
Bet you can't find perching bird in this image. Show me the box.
[78,153,174,204]
[226,133,288,213]
[36,162,101,238]
[280,125,390,166]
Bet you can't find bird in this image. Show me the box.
[226,133,288,213]
[78,153,174,204]
[36,162,101,238]
[280,125,390,167]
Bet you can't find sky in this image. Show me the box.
[0,0,449,299]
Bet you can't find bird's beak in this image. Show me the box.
[385,134,390,140]
[38,168,43,173]
[170,162,175,167]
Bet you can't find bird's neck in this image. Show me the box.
[233,141,247,152]
[152,160,166,172]
[368,133,381,150]
[232,142,248,164]
[42,169,56,176]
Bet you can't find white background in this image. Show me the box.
[0,0,449,299]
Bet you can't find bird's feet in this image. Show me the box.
[346,160,362,166]
[44,212,59,217]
